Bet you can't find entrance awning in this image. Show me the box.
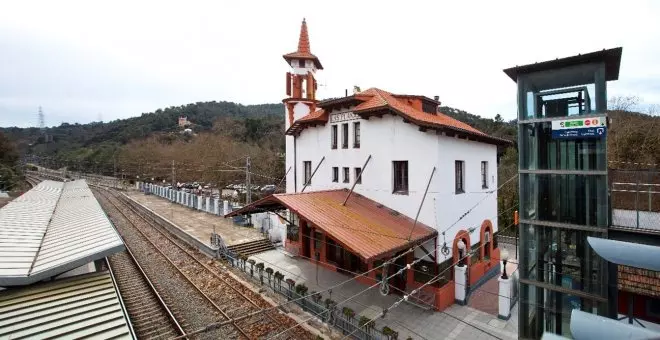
[226,189,437,261]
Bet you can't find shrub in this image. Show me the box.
[324,298,336,309]
[265,267,274,275]
[295,283,309,295]
[255,262,264,271]
[342,307,355,318]
[382,326,398,338]
[359,316,373,329]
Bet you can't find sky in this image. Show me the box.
[1,0,659,127]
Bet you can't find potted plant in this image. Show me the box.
[342,307,355,319]
[311,291,322,304]
[382,326,399,339]
[247,259,256,277]
[359,316,374,329]
[285,278,296,290]
[274,271,284,289]
[255,262,264,284]
[265,267,274,285]
[295,283,309,296]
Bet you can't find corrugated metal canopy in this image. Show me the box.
[0,180,124,286]
[0,271,135,339]
[587,237,660,272]
[227,189,437,261]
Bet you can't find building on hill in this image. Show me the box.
[229,19,511,311]
[178,116,191,127]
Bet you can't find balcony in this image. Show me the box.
[610,169,660,234]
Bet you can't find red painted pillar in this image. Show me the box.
[406,252,415,288]
[319,232,326,263]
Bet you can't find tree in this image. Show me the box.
[0,132,20,191]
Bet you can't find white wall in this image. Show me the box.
[287,109,499,263]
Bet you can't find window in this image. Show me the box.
[303,161,312,185]
[393,161,408,194]
[332,167,338,182]
[455,160,464,194]
[331,125,338,149]
[353,122,361,148]
[298,59,305,68]
[481,161,488,189]
[343,167,350,183]
[354,167,362,184]
[342,123,349,148]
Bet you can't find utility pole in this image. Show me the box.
[171,160,176,187]
[245,156,251,204]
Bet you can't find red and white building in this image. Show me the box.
[229,19,510,310]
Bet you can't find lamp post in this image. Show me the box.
[457,240,466,267]
[501,248,510,280]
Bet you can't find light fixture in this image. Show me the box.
[457,240,466,267]
[501,248,510,279]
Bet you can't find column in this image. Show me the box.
[214,198,220,215]
[498,276,512,320]
[206,197,211,213]
[455,265,467,305]
[223,200,230,215]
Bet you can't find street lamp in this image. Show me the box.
[457,240,466,267]
[501,248,510,279]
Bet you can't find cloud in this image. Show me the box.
[1,0,659,127]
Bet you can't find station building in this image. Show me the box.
[228,19,511,310]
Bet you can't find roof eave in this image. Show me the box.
[503,47,622,83]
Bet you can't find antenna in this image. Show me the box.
[38,106,45,132]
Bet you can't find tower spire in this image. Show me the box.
[297,18,311,54]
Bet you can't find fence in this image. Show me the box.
[610,169,660,233]
[222,250,392,340]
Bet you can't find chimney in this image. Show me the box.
[434,95,440,101]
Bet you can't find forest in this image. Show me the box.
[2,96,658,233]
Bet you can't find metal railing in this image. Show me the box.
[610,169,660,233]
[222,249,392,340]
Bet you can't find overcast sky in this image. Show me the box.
[1,0,659,127]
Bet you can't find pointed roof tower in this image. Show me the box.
[283,18,323,69]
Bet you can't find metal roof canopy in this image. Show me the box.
[0,180,124,286]
[0,271,135,339]
[503,47,622,84]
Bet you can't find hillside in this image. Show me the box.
[2,101,517,179]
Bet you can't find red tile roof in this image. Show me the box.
[283,19,323,69]
[287,87,510,145]
[226,189,437,261]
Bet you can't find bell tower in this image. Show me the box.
[282,18,323,130]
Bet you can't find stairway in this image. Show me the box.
[227,238,275,257]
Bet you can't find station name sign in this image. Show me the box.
[329,111,359,123]
[551,116,607,140]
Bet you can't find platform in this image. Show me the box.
[125,190,265,247]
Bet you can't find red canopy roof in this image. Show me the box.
[226,189,437,261]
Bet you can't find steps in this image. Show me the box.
[227,238,275,257]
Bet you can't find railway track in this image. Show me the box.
[107,247,187,339]
[94,188,241,340]
[94,187,313,339]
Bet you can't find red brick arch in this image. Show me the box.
[452,230,471,268]
[480,219,493,259]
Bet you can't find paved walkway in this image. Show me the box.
[125,190,264,246]
[250,249,518,340]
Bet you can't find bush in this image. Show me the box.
[324,298,336,309]
[255,262,264,271]
[342,307,355,318]
[359,316,373,328]
[295,283,308,295]
[265,267,274,275]
[247,259,256,266]
[383,326,398,338]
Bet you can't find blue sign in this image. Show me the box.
[552,126,607,140]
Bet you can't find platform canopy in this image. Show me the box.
[0,180,124,286]
[0,271,135,339]
[226,189,437,261]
